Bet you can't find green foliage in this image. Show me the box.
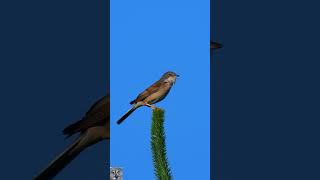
[151,108,172,180]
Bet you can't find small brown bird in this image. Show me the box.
[34,95,109,180]
[117,71,178,125]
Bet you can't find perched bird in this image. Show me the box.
[34,95,110,180]
[117,71,178,125]
[211,41,223,50]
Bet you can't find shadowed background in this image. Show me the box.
[0,0,109,179]
[212,0,320,179]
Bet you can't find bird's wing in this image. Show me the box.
[63,95,110,137]
[130,79,163,104]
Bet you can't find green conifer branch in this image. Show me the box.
[151,108,172,180]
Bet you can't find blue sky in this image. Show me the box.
[111,0,210,179]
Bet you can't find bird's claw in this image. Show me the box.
[145,103,157,110]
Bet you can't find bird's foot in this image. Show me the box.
[145,103,157,110]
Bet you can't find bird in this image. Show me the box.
[34,94,110,180]
[117,71,178,125]
[110,167,123,180]
[211,41,223,50]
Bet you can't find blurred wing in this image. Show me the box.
[63,95,110,137]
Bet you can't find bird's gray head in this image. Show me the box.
[162,71,179,84]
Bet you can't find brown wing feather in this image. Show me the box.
[130,79,163,104]
[63,95,110,137]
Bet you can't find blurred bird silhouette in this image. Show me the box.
[211,41,223,50]
[35,95,109,180]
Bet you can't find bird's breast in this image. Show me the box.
[144,85,171,104]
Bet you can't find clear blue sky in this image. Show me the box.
[111,0,210,179]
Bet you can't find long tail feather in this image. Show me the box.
[117,105,139,125]
[34,137,84,180]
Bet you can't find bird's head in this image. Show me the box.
[162,71,179,85]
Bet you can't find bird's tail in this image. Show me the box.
[117,103,142,125]
[34,136,85,180]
